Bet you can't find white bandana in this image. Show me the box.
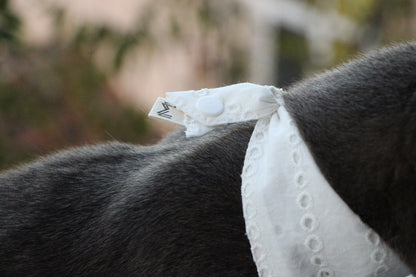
[149,83,412,277]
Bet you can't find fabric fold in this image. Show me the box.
[149,82,411,277]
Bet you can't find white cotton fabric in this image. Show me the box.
[165,83,282,137]
[242,106,409,277]
[150,83,412,277]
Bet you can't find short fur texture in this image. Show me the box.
[0,42,415,276]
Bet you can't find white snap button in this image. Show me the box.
[196,95,224,116]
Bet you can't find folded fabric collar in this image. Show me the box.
[149,83,411,277]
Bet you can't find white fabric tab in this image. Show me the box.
[149,83,412,277]
[148,97,185,126]
[163,83,283,136]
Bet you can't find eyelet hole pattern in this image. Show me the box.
[366,230,380,246]
[255,131,265,142]
[242,181,250,196]
[297,192,312,210]
[310,255,325,266]
[292,151,300,165]
[295,173,306,188]
[305,235,323,253]
[243,163,256,177]
[375,265,388,275]
[242,121,277,277]
[247,224,259,240]
[371,249,386,264]
[300,213,318,232]
[251,245,262,260]
[247,146,262,160]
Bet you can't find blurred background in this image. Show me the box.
[0,0,415,170]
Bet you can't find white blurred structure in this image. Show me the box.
[241,0,357,85]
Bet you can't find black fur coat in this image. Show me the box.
[1,43,415,276]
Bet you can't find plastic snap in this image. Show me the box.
[196,95,224,116]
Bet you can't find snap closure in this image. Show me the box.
[196,95,224,116]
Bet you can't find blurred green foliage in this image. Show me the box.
[0,0,152,170]
[276,29,308,87]
[196,0,249,83]
[70,15,154,73]
[0,45,151,170]
[0,0,20,42]
[335,0,415,57]
[275,0,415,87]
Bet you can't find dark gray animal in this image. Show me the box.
[1,42,415,276]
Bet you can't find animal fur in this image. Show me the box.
[0,42,415,276]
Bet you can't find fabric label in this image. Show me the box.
[148,97,185,126]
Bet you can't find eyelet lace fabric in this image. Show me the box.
[149,83,412,277]
[241,106,409,277]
